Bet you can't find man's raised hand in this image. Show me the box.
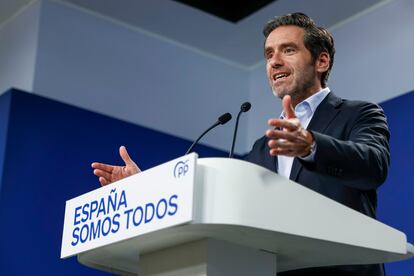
[91,146,141,186]
[266,95,314,157]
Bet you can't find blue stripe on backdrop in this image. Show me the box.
[379,90,414,276]
[0,88,228,275]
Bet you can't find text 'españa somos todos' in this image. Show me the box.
[71,188,178,246]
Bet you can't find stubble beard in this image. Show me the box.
[271,68,317,105]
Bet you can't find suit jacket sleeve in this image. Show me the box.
[301,101,390,190]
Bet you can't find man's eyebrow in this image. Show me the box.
[264,46,273,55]
[264,42,299,54]
[279,42,298,49]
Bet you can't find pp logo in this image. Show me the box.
[174,160,189,178]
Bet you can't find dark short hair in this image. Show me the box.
[263,12,335,88]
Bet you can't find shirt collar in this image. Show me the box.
[299,87,330,113]
[281,87,331,118]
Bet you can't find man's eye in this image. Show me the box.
[284,48,295,54]
[266,52,273,60]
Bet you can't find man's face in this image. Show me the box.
[265,25,321,104]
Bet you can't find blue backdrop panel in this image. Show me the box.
[379,90,414,275]
[0,88,228,275]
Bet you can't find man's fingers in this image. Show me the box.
[99,177,110,186]
[268,139,296,150]
[266,129,297,140]
[91,162,114,173]
[269,148,296,156]
[93,169,113,181]
[268,138,300,156]
[282,95,296,119]
[268,118,299,131]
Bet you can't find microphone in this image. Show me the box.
[229,102,251,158]
[185,112,232,155]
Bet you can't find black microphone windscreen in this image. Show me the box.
[218,112,232,125]
[241,102,251,112]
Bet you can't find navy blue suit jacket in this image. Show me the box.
[245,92,390,276]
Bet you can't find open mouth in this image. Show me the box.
[273,73,289,81]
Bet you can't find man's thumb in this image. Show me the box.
[282,95,296,119]
[119,146,135,166]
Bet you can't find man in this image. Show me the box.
[92,13,389,276]
[244,12,389,276]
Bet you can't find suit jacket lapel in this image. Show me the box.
[264,136,279,173]
[274,150,278,173]
[289,92,343,181]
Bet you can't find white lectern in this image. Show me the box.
[61,155,413,275]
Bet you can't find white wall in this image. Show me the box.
[329,0,414,103]
[1,0,413,153]
[0,1,40,94]
[32,0,250,153]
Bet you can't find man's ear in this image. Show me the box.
[316,52,330,74]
